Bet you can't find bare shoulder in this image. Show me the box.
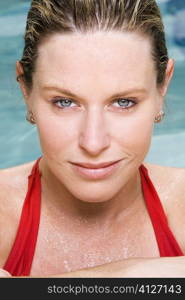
[144,162,185,252]
[0,160,37,214]
[143,162,185,210]
[143,162,185,200]
[0,161,35,199]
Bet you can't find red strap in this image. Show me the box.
[3,158,42,276]
[140,164,184,256]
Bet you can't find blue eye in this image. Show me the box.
[53,98,76,108]
[113,98,136,109]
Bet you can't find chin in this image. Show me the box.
[76,195,112,204]
[68,184,119,203]
[79,196,111,203]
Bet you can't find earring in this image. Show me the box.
[154,110,165,123]
[16,75,21,82]
[16,74,24,82]
[26,111,36,124]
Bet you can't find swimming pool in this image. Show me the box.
[0,0,185,168]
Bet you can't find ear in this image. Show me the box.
[160,58,175,97]
[16,61,29,101]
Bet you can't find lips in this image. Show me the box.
[70,159,122,180]
[71,160,121,169]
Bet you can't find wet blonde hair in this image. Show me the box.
[20,0,168,89]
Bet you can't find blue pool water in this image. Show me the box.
[0,0,185,168]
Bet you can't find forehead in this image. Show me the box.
[35,31,155,90]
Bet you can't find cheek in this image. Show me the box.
[36,114,79,156]
[111,112,154,157]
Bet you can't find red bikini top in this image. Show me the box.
[3,158,184,276]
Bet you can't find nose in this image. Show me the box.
[79,108,110,156]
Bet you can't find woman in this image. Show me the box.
[0,0,185,277]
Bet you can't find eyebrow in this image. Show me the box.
[42,85,148,99]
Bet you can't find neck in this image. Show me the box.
[39,158,143,227]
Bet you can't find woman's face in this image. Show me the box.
[22,31,169,202]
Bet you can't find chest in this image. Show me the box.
[30,211,159,276]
